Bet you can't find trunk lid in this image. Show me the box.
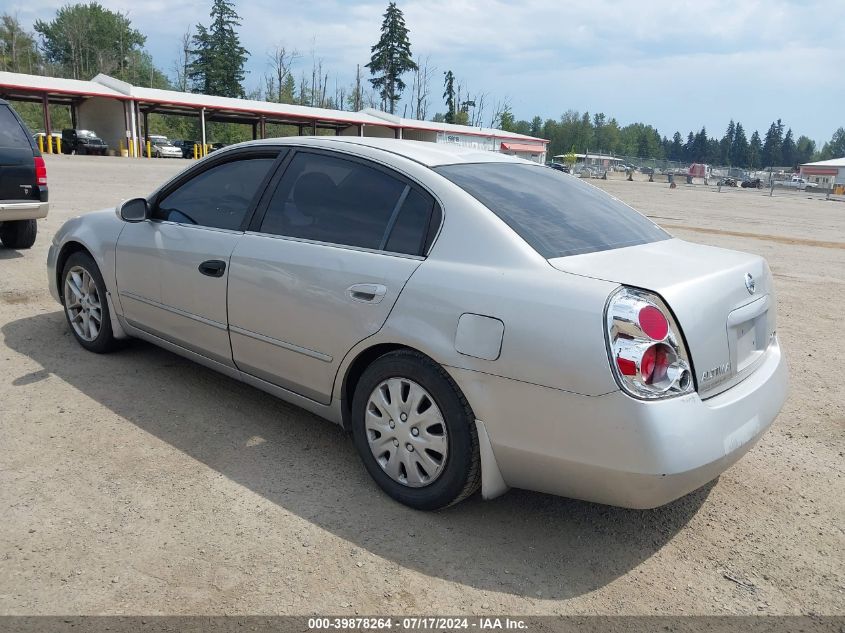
[549,238,776,398]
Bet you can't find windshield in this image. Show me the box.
[151,137,171,145]
[78,130,97,138]
[435,162,669,258]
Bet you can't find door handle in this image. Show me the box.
[347,283,387,304]
[198,259,226,278]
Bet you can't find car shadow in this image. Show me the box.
[2,311,712,600]
[0,248,24,259]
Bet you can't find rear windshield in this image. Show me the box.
[0,106,32,150]
[435,162,669,258]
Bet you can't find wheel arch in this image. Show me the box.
[55,240,92,301]
[339,342,422,432]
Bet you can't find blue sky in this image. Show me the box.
[9,0,844,143]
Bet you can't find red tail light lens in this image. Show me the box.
[606,287,693,399]
[638,305,668,340]
[34,156,47,185]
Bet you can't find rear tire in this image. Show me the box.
[0,219,37,249]
[61,251,119,353]
[350,350,481,510]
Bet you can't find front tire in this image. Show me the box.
[61,251,118,353]
[351,350,480,510]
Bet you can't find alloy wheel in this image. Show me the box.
[64,265,102,342]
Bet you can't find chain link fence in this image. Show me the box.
[558,151,842,201]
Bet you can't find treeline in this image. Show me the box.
[1,2,843,164]
[502,112,844,168]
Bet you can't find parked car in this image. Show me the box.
[548,162,570,173]
[778,176,817,190]
[172,139,200,159]
[741,178,763,189]
[148,135,183,158]
[61,129,108,156]
[0,99,48,249]
[209,142,227,152]
[47,137,787,510]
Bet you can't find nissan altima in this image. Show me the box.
[47,137,788,510]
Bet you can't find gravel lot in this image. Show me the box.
[1,154,842,616]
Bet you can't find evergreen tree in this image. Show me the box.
[189,0,249,98]
[684,131,695,162]
[442,70,456,123]
[366,2,417,114]
[668,132,683,161]
[530,116,543,137]
[762,119,785,167]
[731,122,749,167]
[720,119,735,164]
[781,128,796,167]
[749,130,762,168]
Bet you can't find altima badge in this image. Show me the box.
[744,273,756,294]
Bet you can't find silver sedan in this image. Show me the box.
[47,137,788,510]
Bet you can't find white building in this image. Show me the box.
[799,156,845,192]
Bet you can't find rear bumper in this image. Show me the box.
[0,201,48,222]
[448,337,788,508]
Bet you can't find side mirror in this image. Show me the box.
[117,197,149,223]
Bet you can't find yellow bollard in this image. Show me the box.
[146,140,151,158]
[46,135,53,154]
[193,144,198,160]
[56,137,62,154]
[37,135,44,153]
[119,139,124,156]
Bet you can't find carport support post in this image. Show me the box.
[41,93,51,153]
[70,101,78,129]
[359,124,364,137]
[200,107,207,152]
[251,121,257,140]
[259,116,266,139]
[312,121,317,136]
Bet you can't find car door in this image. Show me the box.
[115,148,281,366]
[227,148,441,404]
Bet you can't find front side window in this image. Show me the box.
[436,163,669,258]
[155,156,275,230]
[259,151,436,255]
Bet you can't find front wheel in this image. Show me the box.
[351,350,480,510]
[61,251,119,353]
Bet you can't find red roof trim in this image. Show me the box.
[0,82,130,100]
[501,141,546,153]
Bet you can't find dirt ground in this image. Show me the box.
[1,154,842,616]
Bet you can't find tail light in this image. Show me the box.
[34,156,47,186]
[605,286,693,399]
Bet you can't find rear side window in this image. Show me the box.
[0,106,32,150]
[435,163,669,258]
[259,151,436,255]
[155,157,275,230]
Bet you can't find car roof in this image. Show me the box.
[237,136,529,167]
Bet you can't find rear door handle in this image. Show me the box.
[347,283,387,304]
[198,259,226,278]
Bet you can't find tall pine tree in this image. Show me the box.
[442,70,456,123]
[731,122,749,167]
[366,2,417,114]
[189,0,249,98]
[749,130,762,169]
